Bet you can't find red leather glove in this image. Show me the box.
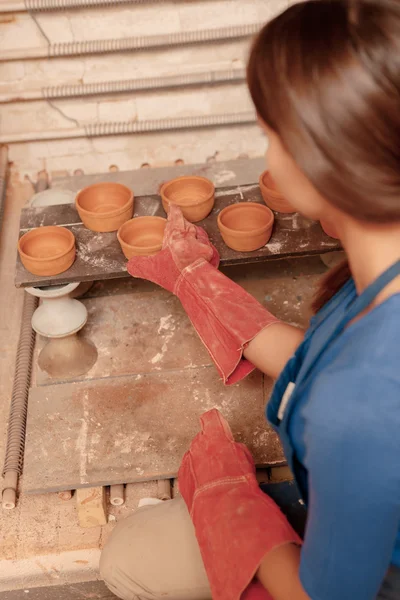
[127,204,279,385]
[178,409,302,600]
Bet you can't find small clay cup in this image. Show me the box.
[217,202,274,252]
[76,182,134,232]
[18,226,76,276]
[160,175,215,223]
[320,219,339,239]
[117,216,167,259]
[259,170,295,213]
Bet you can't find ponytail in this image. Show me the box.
[312,260,351,314]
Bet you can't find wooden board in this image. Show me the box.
[53,156,267,197]
[16,184,339,288]
[22,368,284,494]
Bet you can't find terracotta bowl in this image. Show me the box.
[18,226,76,276]
[118,216,167,259]
[320,219,339,239]
[160,175,215,223]
[259,171,295,213]
[217,202,274,252]
[76,182,134,232]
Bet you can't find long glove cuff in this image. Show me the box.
[181,467,301,600]
[175,260,279,384]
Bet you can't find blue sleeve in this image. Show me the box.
[299,368,400,600]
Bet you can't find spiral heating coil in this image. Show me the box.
[48,23,260,58]
[0,111,256,143]
[25,0,180,10]
[83,111,256,137]
[2,292,38,510]
[0,146,7,229]
[41,67,246,101]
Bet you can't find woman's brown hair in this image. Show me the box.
[247,0,400,312]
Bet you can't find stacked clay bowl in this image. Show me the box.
[76,182,134,232]
[160,175,215,223]
[259,170,295,213]
[18,226,76,276]
[118,216,167,259]
[217,202,274,252]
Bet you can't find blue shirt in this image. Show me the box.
[267,279,400,600]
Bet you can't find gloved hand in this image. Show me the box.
[128,204,279,385]
[128,203,220,293]
[178,409,302,600]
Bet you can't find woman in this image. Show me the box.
[100,1,400,598]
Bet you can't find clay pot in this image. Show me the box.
[160,176,215,223]
[217,202,274,252]
[76,182,134,232]
[259,170,295,213]
[320,219,339,239]
[18,226,76,276]
[118,216,167,259]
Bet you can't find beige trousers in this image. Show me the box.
[100,497,212,600]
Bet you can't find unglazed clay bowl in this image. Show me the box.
[259,170,295,213]
[18,226,76,276]
[160,175,215,223]
[76,182,134,232]
[118,216,167,259]
[320,219,339,239]
[217,202,274,252]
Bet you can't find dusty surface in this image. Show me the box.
[24,369,283,493]
[24,255,325,495]
[34,289,212,385]
[0,172,327,591]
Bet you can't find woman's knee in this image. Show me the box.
[100,498,211,600]
[100,507,153,600]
